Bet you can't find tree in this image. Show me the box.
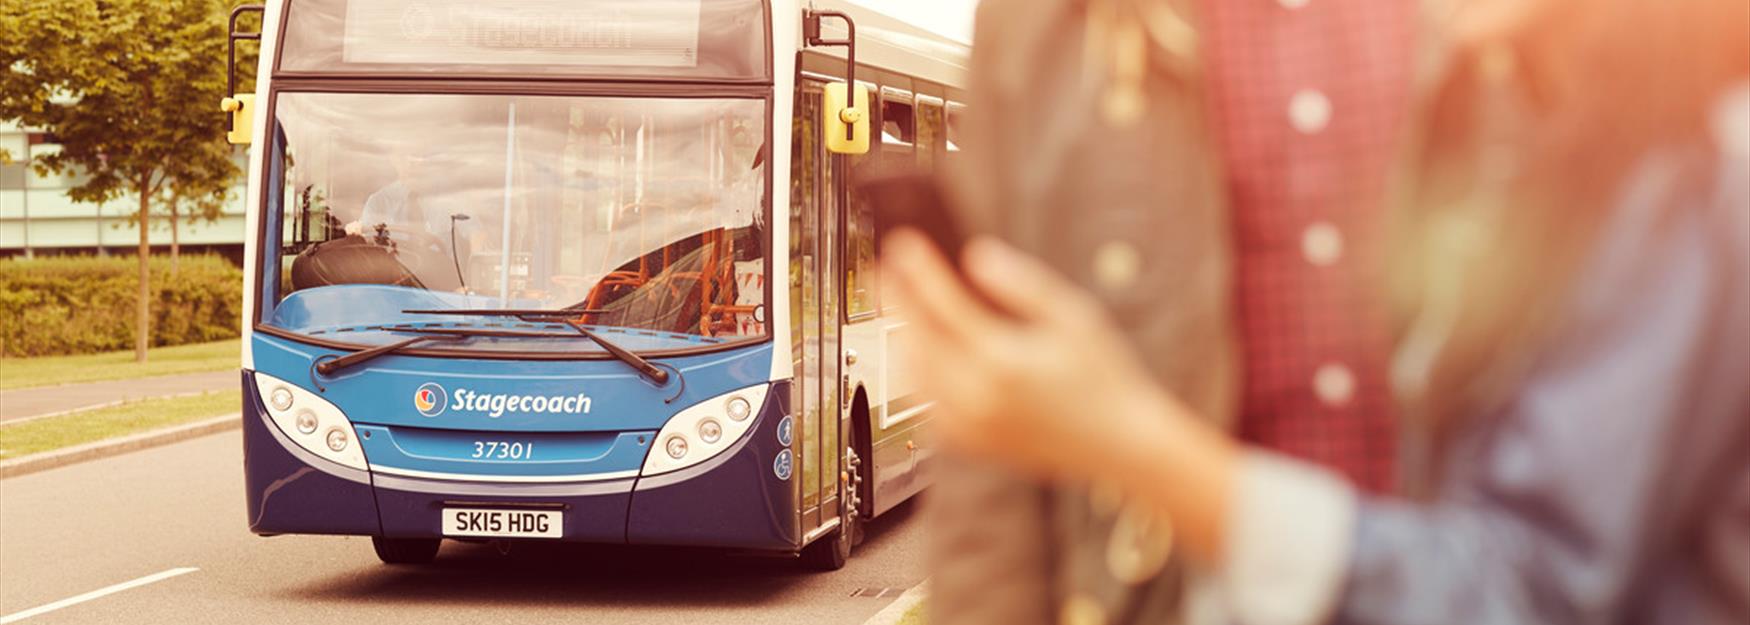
[0,0,239,362]
[161,150,236,275]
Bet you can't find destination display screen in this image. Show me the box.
[341,0,701,68]
[278,0,767,80]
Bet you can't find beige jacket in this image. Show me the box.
[930,0,1448,622]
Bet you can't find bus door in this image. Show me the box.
[792,81,846,541]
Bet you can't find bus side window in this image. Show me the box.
[845,89,894,321]
[915,96,944,170]
[879,90,915,152]
[845,170,879,319]
[945,102,965,157]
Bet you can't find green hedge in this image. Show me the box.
[0,255,243,357]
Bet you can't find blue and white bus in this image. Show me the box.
[223,0,968,569]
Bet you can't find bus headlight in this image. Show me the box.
[270,387,294,411]
[726,397,752,422]
[641,384,769,477]
[698,419,723,444]
[253,371,369,471]
[325,428,350,452]
[295,410,319,434]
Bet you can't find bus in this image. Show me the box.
[223,0,967,570]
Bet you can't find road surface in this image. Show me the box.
[0,371,237,423]
[0,431,927,624]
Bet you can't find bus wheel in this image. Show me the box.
[372,537,440,565]
[803,441,864,571]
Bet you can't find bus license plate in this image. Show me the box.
[442,508,563,539]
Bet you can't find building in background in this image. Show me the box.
[0,120,248,263]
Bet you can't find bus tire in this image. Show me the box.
[848,394,873,548]
[801,520,851,570]
[803,429,865,571]
[372,536,440,564]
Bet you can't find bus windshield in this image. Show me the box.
[262,92,769,355]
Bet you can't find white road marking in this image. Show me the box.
[0,567,199,624]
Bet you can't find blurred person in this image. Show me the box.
[922,0,1423,622]
[894,0,1749,624]
[348,152,449,239]
[344,151,477,292]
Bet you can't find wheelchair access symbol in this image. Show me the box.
[773,449,793,481]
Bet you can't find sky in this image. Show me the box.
[846,0,979,43]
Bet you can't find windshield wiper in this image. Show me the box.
[558,320,672,385]
[402,307,607,318]
[315,333,464,377]
[381,326,581,340]
[398,309,671,386]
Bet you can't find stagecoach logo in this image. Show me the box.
[399,5,435,40]
[414,382,448,417]
[413,383,594,419]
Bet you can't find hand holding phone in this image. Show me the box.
[854,169,970,266]
[857,167,1018,315]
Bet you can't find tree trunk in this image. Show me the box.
[136,187,151,364]
[169,200,180,276]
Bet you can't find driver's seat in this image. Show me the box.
[290,235,428,292]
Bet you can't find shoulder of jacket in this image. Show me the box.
[972,0,1082,47]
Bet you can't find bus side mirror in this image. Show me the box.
[221,95,255,145]
[824,82,870,155]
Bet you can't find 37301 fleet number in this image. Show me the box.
[472,440,533,459]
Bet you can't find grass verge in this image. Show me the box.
[0,390,240,460]
[0,339,239,390]
[897,602,927,625]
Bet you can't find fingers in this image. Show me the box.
[888,309,1004,455]
[882,229,1008,345]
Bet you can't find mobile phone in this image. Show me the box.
[854,169,969,265]
[856,168,1018,314]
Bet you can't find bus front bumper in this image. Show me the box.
[243,375,799,551]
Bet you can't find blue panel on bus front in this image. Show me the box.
[355,425,652,479]
[250,333,773,433]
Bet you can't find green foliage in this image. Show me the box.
[897,602,929,625]
[0,255,242,357]
[1,0,246,360]
[0,0,239,209]
[0,338,239,390]
[0,390,240,459]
